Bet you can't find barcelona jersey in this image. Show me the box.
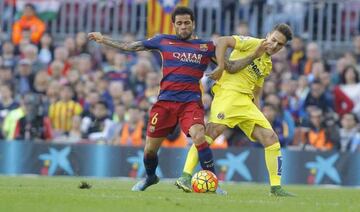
[142,34,215,102]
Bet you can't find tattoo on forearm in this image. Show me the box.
[102,37,146,51]
[228,56,255,73]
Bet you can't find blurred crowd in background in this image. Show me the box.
[0,2,360,152]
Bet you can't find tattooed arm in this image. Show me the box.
[88,32,147,51]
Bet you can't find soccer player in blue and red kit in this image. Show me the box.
[88,7,217,191]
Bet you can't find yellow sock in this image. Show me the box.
[264,142,282,186]
[183,144,199,175]
[205,135,214,145]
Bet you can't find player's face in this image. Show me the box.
[265,31,287,55]
[173,15,194,40]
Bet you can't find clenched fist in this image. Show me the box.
[88,32,104,43]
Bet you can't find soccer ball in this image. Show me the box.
[191,170,218,193]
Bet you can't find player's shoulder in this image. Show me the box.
[232,35,261,43]
[191,38,213,44]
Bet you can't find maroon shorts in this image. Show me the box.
[146,100,205,137]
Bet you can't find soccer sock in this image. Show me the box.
[183,136,214,176]
[196,142,216,174]
[264,142,282,186]
[205,135,214,145]
[183,144,198,176]
[143,154,158,177]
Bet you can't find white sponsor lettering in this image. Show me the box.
[173,52,202,64]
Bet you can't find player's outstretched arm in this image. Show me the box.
[206,36,236,80]
[227,40,270,73]
[88,32,147,51]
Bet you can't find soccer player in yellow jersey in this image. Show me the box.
[175,23,295,196]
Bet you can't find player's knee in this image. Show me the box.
[144,145,157,158]
[263,131,279,147]
[189,125,205,145]
[191,131,205,145]
[205,124,223,140]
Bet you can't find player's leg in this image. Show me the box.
[176,123,226,192]
[132,136,164,191]
[252,125,295,197]
[188,124,216,173]
[132,101,176,191]
[182,123,226,176]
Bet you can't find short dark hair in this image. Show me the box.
[273,23,293,41]
[171,6,195,23]
[24,3,36,12]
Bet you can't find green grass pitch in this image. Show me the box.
[0,176,359,212]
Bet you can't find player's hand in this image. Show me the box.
[206,66,224,80]
[253,40,271,58]
[88,32,104,43]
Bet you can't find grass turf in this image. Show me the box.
[0,176,359,212]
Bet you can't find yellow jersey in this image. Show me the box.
[216,35,272,99]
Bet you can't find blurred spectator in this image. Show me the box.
[279,79,301,123]
[68,116,82,142]
[162,125,188,148]
[264,94,295,145]
[75,32,89,55]
[0,84,20,138]
[121,90,135,109]
[81,101,114,143]
[302,108,340,151]
[73,80,86,105]
[66,69,81,87]
[288,36,305,75]
[353,35,360,63]
[1,41,17,69]
[262,80,277,98]
[49,60,66,81]
[332,57,349,85]
[15,59,35,95]
[82,90,101,117]
[48,46,70,77]
[22,44,44,72]
[14,94,52,141]
[108,81,125,113]
[76,53,92,75]
[48,85,82,135]
[45,80,61,105]
[115,107,144,146]
[64,37,76,57]
[295,75,310,104]
[262,103,293,147]
[2,94,29,140]
[302,42,321,75]
[105,52,130,82]
[303,80,333,114]
[338,65,360,118]
[0,65,15,86]
[339,113,359,152]
[129,60,153,97]
[144,71,160,104]
[38,33,54,65]
[112,103,126,126]
[333,77,354,117]
[12,3,46,45]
